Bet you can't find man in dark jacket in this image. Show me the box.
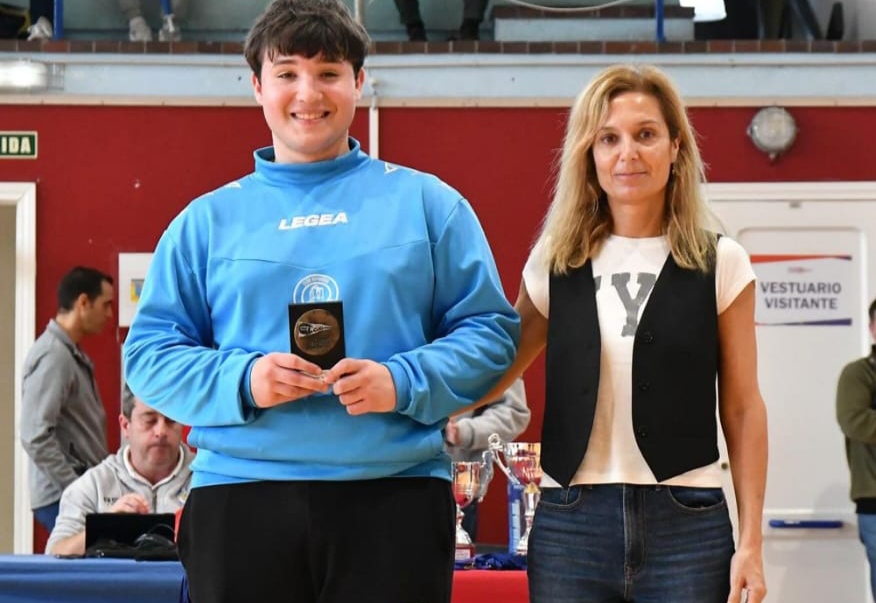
[837,297,876,599]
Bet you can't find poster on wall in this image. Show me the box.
[750,254,855,326]
[118,252,153,327]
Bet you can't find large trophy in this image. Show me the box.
[488,433,542,555]
[451,450,494,561]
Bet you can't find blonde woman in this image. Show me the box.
[481,64,768,603]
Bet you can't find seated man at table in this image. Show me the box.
[46,385,194,556]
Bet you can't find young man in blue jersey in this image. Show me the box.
[122,1,519,601]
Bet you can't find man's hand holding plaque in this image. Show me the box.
[323,358,397,416]
[247,301,395,415]
[249,352,332,408]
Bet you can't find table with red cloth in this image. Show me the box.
[452,569,529,603]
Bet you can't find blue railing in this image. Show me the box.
[655,0,665,42]
[51,0,178,40]
[53,0,63,39]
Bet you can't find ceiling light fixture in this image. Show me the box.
[0,60,50,92]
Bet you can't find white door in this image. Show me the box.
[710,182,876,603]
[0,182,36,553]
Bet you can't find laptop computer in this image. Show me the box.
[84,512,176,551]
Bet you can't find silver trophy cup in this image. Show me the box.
[451,449,494,561]
[488,433,542,555]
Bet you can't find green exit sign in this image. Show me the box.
[0,132,37,159]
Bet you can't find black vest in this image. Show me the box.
[543,251,719,487]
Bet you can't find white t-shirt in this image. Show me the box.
[523,235,755,488]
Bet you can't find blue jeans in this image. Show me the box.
[33,501,60,533]
[858,513,876,599]
[528,484,734,603]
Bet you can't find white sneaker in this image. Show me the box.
[158,15,181,42]
[129,16,153,42]
[26,16,53,41]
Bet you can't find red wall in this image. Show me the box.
[2,103,873,550]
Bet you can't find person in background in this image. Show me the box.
[446,377,529,541]
[46,386,194,556]
[836,298,876,600]
[120,0,189,42]
[474,63,768,603]
[25,0,52,40]
[393,0,488,41]
[21,266,114,533]
[122,1,518,601]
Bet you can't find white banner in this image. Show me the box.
[752,254,854,326]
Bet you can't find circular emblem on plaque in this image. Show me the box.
[293,309,340,357]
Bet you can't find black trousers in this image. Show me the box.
[29,0,53,20]
[393,0,489,25]
[179,477,456,603]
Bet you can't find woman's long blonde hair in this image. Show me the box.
[537,64,719,274]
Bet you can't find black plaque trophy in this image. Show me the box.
[288,301,346,369]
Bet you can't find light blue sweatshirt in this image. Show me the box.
[123,139,519,489]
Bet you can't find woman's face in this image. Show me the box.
[592,91,679,212]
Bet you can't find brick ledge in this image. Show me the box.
[1,38,874,55]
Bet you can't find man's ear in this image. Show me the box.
[75,292,90,311]
[354,67,365,101]
[252,73,263,104]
